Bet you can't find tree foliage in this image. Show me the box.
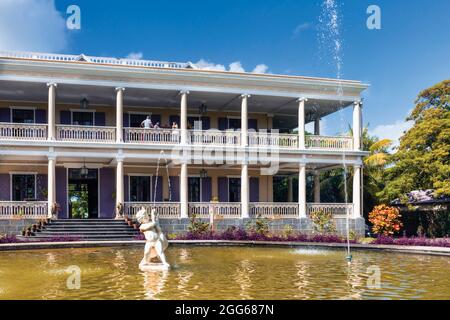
[380,80,450,202]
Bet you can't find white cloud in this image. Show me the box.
[292,23,311,38]
[252,64,269,74]
[195,59,269,74]
[125,52,143,60]
[229,61,245,73]
[369,119,413,147]
[194,59,226,71]
[0,0,68,52]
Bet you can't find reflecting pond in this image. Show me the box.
[0,246,449,299]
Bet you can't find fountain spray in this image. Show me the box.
[318,0,352,263]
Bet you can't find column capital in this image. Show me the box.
[179,90,190,95]
[240,94,251,99]
[353,163,362,169]
[299,162,307,168]
[353,100,362,107]
[116,156,125,162]
[47,155,57,161]
[297,97,308,103]
[115,87,126,92]
[47,82,57,88]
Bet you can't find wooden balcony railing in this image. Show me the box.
[189,130,241,146]
[305,135,353,150]
[188,202,242,219]
[124,127,179,144]
[0,201,48,219]
[56,125,116,143]
[124,202,180,219]
[0,123,47,140]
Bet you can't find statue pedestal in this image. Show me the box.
[139,262,170,272]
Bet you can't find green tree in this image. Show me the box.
[380,80,450,202]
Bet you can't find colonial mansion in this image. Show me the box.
[0,51,368,235]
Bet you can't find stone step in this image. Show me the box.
[30,234,139,239]
[38,230,138,235]
[42,227,137,231]
[50,220,128,224]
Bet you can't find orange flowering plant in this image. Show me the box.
[368,205,403,236]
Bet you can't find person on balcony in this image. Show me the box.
[171,121,179,142]
[141,116,153,129]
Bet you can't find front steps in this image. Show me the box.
[22,219,141,241]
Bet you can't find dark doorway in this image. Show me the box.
[68,168,98,219]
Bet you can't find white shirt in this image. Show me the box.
[142,119,152,128]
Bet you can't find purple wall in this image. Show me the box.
[100,168,115,218]
[124,175,129,202]
[250,177,259,202]
[55,167,67,218]
[201,177,212,202]
[36,174,48,201]
[60,111,71,124]
[0,174,10,200]
[218,177,228,202]
[152,176,163,201]
[35,110,47,124]
[169,176,180,201]
[94,112,106,126]
[0,108,10,122]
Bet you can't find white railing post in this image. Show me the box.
[353,100,362,151]
[47,82,57,140]
[352,164,362,218]
[116,87,125,143]
[298,97,307,150]
[47,156,56,218]
[299,163,307,218]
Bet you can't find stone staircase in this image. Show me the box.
[24,219,141,241]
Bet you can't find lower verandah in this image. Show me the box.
[0,164,354,220]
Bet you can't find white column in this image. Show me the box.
[298,163,307,218]
[313,170,321,203]
[180,91,189,145]
[241,94,250,147]
[180,162,188,218]
[287,176,293,202]
[298,98,307,149]
[116,87,125,143]
[116,159,124,207]
[47,83,57,140]
[353,101,362,151]
[314,118,321,135]
[241,162,249,218]
[352,164,362,218]
[47,157,56,218]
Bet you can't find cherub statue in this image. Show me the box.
[136,207,170,270]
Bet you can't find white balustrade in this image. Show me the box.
[56,125,116,142]
[188,202,241,219]
[307,203,353,217]
[248,132,298,149]
[306,135,353,150]
[0,201,48,219]
[0,123,47,140]
[124,128,179,144]
[0,51,190,69]
[189,130,241,146]
[250,203,299,218]
[124,202,180,219]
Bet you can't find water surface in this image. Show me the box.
[0,246,449,300]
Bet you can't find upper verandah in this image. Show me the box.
[0,50,368,128]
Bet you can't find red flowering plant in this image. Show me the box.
[368,205,403,236]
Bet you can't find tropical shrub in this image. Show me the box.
[187,213,210,236]
[245,215,269,236]
[310,210,336,234]
[368,205,403,236]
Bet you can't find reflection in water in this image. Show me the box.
[234,259,255,300]
[0,247,449,300]
[142,270,168,300]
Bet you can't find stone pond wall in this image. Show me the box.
[0,219,39,236]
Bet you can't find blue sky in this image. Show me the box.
[1,0,449,142]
